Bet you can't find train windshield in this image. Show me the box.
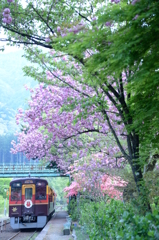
[36,182,46,200]
[25,188,32,200]
[11,188,21,201]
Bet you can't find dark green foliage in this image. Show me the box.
[0,178,11,198]
[46,161,59,169]
[46,177,69,204]
[68,198,79,221]
[0,178,12,215]
[79,199,159,240]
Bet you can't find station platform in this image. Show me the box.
[35,211,74,240]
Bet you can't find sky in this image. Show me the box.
[0,28,23,54]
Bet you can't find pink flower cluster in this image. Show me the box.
[56,22,85,37]
[101,174,127,200]
[105,21,114,27]
[12,82,116,163]
[111,0,120,4]
[63,182,81,197]
[131,0,140,5]
[2,8,12,24]
[66,152,127,200]
[64,174,127,200]
[2,0,14,24]
[45,37,51,42]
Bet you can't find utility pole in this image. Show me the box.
[4,189,7,216]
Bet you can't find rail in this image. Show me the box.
[8,231,21,240]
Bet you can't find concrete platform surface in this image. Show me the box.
[35,211,73,240]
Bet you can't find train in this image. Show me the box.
[9,177,56,229]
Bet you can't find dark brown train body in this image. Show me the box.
[9,177,56,229]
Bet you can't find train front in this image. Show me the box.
[9,178,51,229]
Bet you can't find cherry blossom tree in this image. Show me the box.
[11,71,126,171]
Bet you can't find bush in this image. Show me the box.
[0,178,11,216]
[68,198,79,221]
[79,199,159,240]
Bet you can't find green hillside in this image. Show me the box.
[0,50,37,163]
[0,50,36,134]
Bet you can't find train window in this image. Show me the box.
[25,188,32,200]
[12,182,21,188]
[36,182,46,200]
[36,182,46,186]
[11,188,21,201]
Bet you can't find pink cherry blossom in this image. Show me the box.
[63,182,81,197]
[133,14,139,20]
[2,16,12,24]
[45,37,51,42]
[105,22,113,27]
[3,12,10,17]
[3,8,10,14]
[111,0,120,3]
[92,17,97,21]
[57,26,61,32]
[131,0,140,5]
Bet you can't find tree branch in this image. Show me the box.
[26,47,90,97]
[31,4,55,35]
[102,109,130,161]
[63,129,104,142]
[0,38,52,49]
[65,2,91,23]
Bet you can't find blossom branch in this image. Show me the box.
[31,4,55,35]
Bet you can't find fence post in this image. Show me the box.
[1,220,3,232]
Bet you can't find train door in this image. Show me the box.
[22,184,35,216]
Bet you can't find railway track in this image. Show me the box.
[7,231,21,240]
[0,205,64,240]
[0,221,40,240]
[7,230,38,240]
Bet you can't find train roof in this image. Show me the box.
[10,177,48,185]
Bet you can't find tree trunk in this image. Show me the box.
[129,133,151,212]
